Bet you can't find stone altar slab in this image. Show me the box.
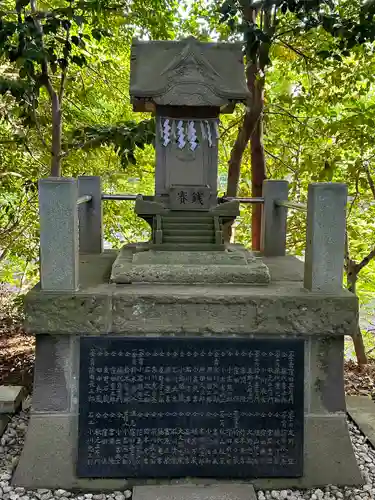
[110,245,271,285]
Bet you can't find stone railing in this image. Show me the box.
[38,177,347,293]
[261,180,347,292]
[38,177,102,291]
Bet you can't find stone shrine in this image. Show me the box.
[14,37,362,491]
[111,37,270,284]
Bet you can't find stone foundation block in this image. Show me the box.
[33,335,79,413]
[0,386,24,414]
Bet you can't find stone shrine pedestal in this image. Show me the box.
[13,252,362,490]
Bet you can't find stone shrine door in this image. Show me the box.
[167,143,205,188]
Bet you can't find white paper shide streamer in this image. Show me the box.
[177,120,186,149]
[159,118,219,149]
[206,120,212,147]
[187,121,198,151]
[162,118,171,147]
[214,121,220,139]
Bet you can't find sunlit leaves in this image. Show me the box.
[68,119,155,168]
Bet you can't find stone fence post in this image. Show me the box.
[261,179,289,257]
[38,177,79,291]
[78,176,103,254]
[304,183,347,292]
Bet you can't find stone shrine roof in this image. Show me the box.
[129,37,249,110]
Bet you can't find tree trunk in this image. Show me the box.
[224,63,261,243]
[250,90,266,251]
[225,6,270,246]
[226,63,260,198]
[347,266,368,366]
[50,91,62,177]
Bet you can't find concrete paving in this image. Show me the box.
[133,485,257,500]
[346,395,375,448]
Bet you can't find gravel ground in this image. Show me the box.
[0,412,375,500]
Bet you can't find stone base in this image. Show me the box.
[13,413,362,490]
[14,254,362,490]
[110,244,270,285]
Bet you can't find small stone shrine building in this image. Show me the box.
[14,37,362,491]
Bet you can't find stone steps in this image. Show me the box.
[163,222,214,230]
[163,229,213,237]
[160,213,219,246]
[163,235,215,244]
[162,216,215,223]
[151,243,225,251]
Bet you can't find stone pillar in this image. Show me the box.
[39,178,79,291]
[261,180,289,257]
[304,182,347,292]
[78,176,103,254]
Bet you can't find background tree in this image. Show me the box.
[218,0,375,249]
[0,0,175,176]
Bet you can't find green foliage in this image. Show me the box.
[67,119,155,168]
[1,0,375,359]
[0,0,115,115]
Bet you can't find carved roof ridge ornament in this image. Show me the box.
[159,37,220,80]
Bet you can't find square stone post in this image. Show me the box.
[304,182,347,291]
[38,178,79,291]
[78,176,103,254]
[261,180,289,257]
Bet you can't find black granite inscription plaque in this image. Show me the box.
[78,337,304,478]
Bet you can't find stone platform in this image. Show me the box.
[13,252,362,490]
[111,244,270,284]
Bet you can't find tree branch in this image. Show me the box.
[264,148,291,169]
[357,247,375,274]
[59,24,71,103]
[363,162,375,199]
[219,115,245,139]
[278,41,311,61]
[344,230,352,272]
[61,137,104,158]
[32,96,49,150]
[269,104,320,133]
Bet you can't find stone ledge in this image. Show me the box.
[25,280,357,336]
[24,252,358,336]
